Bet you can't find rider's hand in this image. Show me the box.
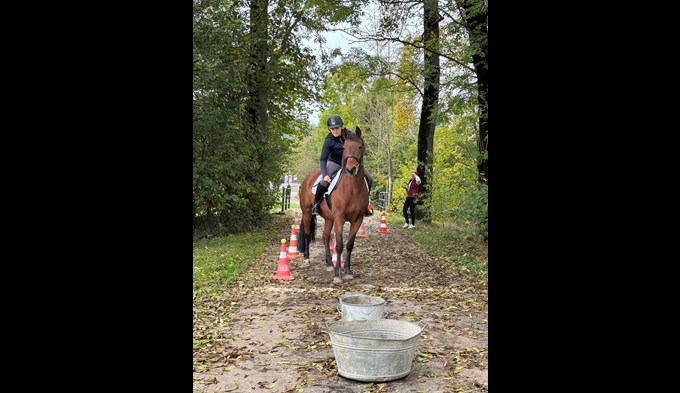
[324,175,331,183]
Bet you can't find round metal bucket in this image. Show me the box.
[337,294,386,322]
[326,319,428,382]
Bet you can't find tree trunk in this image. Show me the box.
[246,0,269,148]
[463,0,488,185]
[416,0,440,223]
[243,0,270,219]
[462,0,488,241]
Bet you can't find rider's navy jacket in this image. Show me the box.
[319,132,345,178]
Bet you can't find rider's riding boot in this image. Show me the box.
[311,184,328,215]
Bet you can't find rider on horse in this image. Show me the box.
[312,115,373,217]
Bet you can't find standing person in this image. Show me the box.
[402,170,421,228]
[312,114,373,216]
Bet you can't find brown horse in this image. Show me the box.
[298,126,369,283]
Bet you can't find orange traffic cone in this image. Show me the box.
[273,239,294,280]
[293,212,300,233]
[356,222,367,238]
[379,211,388,233]
[288,225,300,258]
[331,233,344,268]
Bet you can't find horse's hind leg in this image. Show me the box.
[298,218,310,268]
[301,216,309,260]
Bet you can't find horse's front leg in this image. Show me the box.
[333,221,344,284]
[323,219,334,271]
[343,218,361,279]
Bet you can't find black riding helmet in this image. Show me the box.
[327,115,343,129]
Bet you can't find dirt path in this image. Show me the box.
[193,214,488,392]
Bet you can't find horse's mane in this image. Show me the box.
[341,128,360,141]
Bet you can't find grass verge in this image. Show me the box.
[193,213,289,297]
[384,212,488,284]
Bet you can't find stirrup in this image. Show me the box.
[312,203,321,215]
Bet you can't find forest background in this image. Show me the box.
[193,0,488,240]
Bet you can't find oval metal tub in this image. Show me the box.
[326,319,427,382]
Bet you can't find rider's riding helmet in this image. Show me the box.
[327,115,343,129]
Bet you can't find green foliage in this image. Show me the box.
[428,112,488,237]
[288,133,322,181]
[193,0,488,243]
[193,0,366,238]
[319,40,486,240]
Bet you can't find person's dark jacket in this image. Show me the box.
[319,132,345,177]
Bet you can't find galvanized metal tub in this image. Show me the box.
[326,319,427,382]
[337,293,386,322]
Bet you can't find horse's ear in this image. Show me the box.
[355,126,361,138]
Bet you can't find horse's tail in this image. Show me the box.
[298,219,305,251]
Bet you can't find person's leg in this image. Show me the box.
[327,161,341,181]
[313,161,341,215]
[363,170,374,216]
[409,200,416,226]
[311,179,328,215]
[402,198,410,227]
[364,170,373,192]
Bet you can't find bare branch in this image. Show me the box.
[339,29,474,73]
[370,70,423,98]
[271,9,305,63]
[439,7,466,29]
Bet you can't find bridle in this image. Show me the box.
[343,154,363,168]
[341,132,364,171]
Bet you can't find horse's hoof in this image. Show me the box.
[299,260,310,268]
[344,274,354,280]
[333,276,342,284]
[326,266,334,272]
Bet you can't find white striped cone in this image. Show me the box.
[356,222,367,237]
[273,239,294,280]
[379,212,388,233]
[288,225,300,258]
[293,212,300,233]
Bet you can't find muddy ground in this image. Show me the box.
[193,213,488,392]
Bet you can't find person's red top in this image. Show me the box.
[406,174,421,198]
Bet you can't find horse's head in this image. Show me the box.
[342,126,364,176]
